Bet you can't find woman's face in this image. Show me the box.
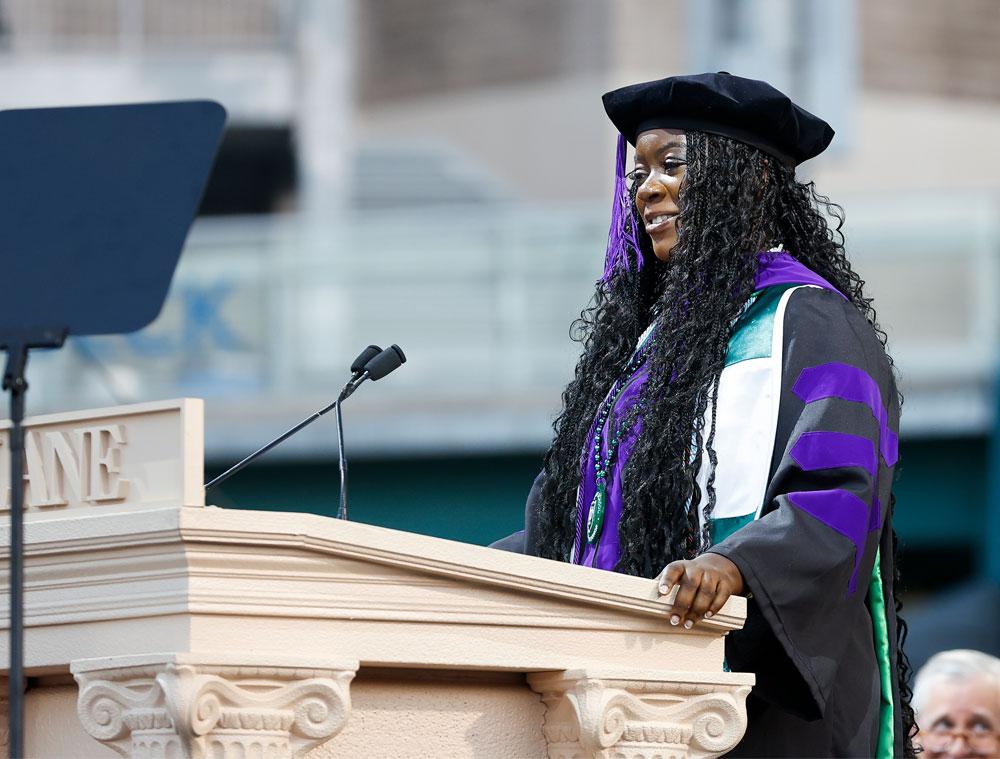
[631,128,688,262]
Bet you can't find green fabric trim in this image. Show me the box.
[869,547,895,759]
[713,513,757,676]
[710,513,756,545]
[725,284,799,367]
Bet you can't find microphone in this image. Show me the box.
[334,344,407,520]
[204,343,405,497]
[364,344,406,380]
[339,344,406,401]
[350,344,382,376]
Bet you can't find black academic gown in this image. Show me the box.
[493,287,906,758]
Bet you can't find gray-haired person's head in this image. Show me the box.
[913,649,1000,758]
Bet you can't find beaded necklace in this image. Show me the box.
[585,327,657,545]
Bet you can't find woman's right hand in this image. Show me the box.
[656,552,745,629]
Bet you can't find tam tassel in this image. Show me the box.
[600,133,643,283]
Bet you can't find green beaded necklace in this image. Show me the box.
[585,327,657,545]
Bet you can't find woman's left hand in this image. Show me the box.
[656,553,745,629]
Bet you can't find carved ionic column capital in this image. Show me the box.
[528,669,754,759]
[72,654,358,759]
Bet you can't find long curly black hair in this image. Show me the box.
[535,130,916,755]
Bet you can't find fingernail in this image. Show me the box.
[670,615,680,626]
[684,619,693,629]
[705,611,713,618]
[659,585,668,594]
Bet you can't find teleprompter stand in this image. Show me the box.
[0,329,64,759]
[0,101,226,758]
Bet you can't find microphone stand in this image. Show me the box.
[334,371,367,520]
[335,396,348,520]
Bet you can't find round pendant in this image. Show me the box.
[586,484,606,544]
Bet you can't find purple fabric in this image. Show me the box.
[600,134,643,283]
[575,362,650,567]
[753,251,846,298]
[790,431,877,478]
[869,495,882,532]
[790,363,898,594]
[792,363,899,467]
[789,431,882,592]
[787,489,870,594]
[574,253,847,571]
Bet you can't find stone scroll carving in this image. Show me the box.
[528,670,752,759]
[73,658,357,759]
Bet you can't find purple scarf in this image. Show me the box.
[572,252,844,569]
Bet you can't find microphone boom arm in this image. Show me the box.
[204,372,366,492]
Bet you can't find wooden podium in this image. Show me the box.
[0,399,753,758]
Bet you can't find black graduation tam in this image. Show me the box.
[602,71,834,167]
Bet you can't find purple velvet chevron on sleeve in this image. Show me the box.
[786,363,898,595]
[786,490,870,594]
[792,362,898,467]
[790,431,876,477]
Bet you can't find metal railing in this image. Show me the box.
[0,0,295,53]
[24,192,1000,456]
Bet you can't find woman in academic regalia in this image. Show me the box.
[492,72,917,757]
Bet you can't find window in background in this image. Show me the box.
[198,126,298,216]
[686,0,856,157]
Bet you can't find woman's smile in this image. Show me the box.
[643,210,678,235]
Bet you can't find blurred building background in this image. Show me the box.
[2,0,998,663]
